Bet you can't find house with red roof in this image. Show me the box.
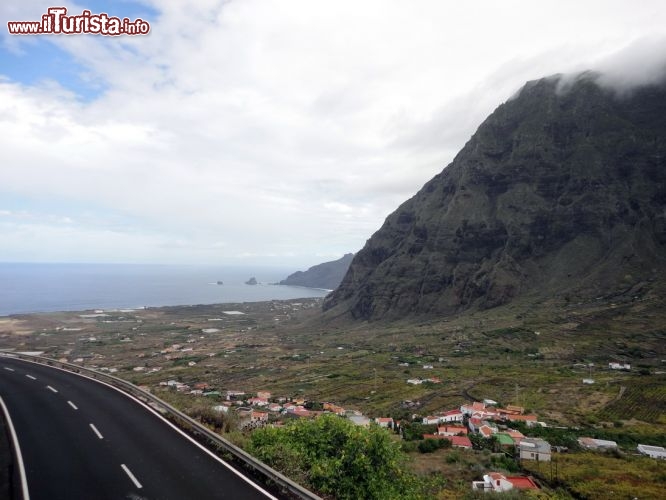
[506,429,525,442]
[468,417,484,432]
[422,434,473,449]
[251,411,268,422]
[478,424,495,438]
[375,417,394,428]
[495,405,524,417]
[461,401,487,415]
[287,407,312,418]
[447,435,473,449]
[506,414,538,427]
[472,472,539,492]
[323,402,346,415]
[437,425,468,436]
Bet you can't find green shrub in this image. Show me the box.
[418,438,440,453]
[248,415,430,499]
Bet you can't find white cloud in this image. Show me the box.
[1,0,666,266]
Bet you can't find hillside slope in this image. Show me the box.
[324,74,666,320]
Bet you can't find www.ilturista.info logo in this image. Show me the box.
[7,7,150,36]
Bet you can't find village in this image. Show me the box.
[153,374,666,495]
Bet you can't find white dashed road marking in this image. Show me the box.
[121,464,143,489]
[89,423,104,440]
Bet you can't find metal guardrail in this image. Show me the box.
[1,352,321,500]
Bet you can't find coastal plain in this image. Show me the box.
[1,289,665,497]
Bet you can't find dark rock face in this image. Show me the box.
[280,253,354,290]
[324,74,666,320]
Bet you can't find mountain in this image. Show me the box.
[324,73,666,320]
[279,253,354,290]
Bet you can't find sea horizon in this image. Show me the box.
[0,262,329,316]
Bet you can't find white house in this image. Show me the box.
[441,409,464,422]
[578,437,618,450]
[609,362,631,371]
[637,444,666,459]
[472,472,539,492]
[251,411,268,422]
[247,397,269,407]
[519,438,551,462]
[375,417,394,428]
[437,425,468,436]
[461,402,488,415]
[349,415,371,427]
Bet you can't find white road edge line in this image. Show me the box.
[121,464,143,489]
[3,367,14,371]
[3,356,278,500]
[25,374,36,380]
[46,385,58,393]
[0,396,31,500]
[89,423,104,440]
[68,401,78,410]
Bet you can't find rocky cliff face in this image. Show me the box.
[280,253,354,290]
[324,74,666,320]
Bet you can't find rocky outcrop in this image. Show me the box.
[324,74,666,320]
[280,253,354,290]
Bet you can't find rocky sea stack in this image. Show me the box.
[324,73,666,320]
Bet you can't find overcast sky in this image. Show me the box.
[1,1,665,268]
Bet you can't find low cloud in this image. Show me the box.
[594,36,666,91]
[1,1,666,265]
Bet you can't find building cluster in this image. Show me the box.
[158,376,665,493]
[418,401,549,458]
[415,400,552,492]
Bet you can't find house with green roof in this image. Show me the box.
[495,433,516,448]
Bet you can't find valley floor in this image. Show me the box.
[1,290,664,498]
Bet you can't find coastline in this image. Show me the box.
[0,262,330,317]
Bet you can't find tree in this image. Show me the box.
[248,415,429,499]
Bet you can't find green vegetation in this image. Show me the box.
[417,437,451,453]
[598,383,666,422]
[248,415,442,499]
[401,422,437,441]
[523,452,666,500]
[5,294,666,498]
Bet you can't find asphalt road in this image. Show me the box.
[0,357,276,500]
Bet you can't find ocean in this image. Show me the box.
[0,263,330,316]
